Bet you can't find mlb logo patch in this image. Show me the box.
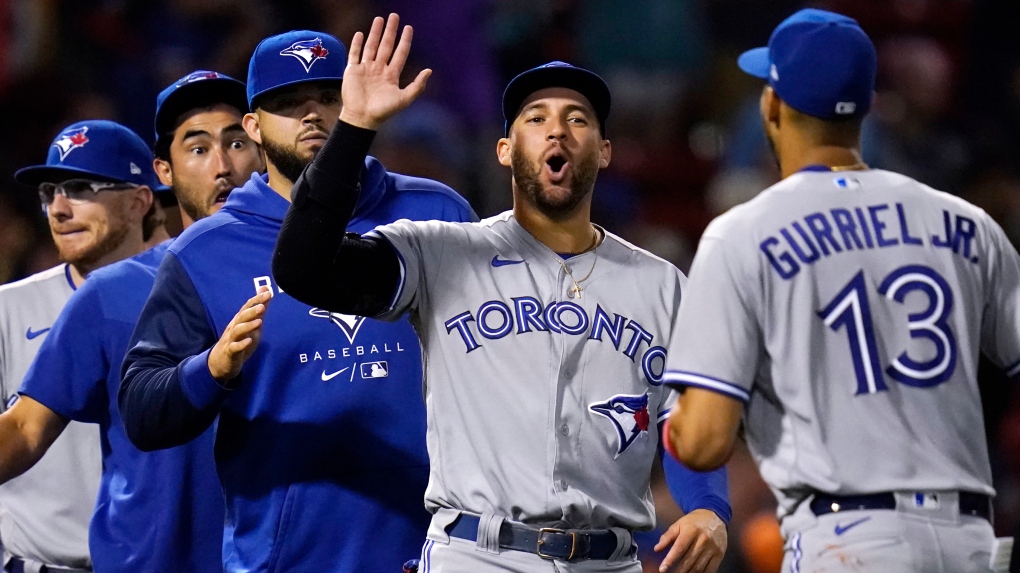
[361,361,388,379]
[913,492,940,510]
[280,38,329,72]
[833,176,862,191]
[53,126,89,161]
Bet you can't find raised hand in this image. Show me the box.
[207,288,272,384]
[339,13,432,131]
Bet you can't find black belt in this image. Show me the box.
[810,491,992,522]
[6,557,91,573]
[447,514,625,561]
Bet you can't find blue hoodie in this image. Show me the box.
[21,241,225,572]
[120,159,476,573]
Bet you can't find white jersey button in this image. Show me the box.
[560,424,569,436]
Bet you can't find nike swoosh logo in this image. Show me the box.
[491,255,524,267]
[321,367,350,381]
[25,327,51,340]
[834,516,871,535]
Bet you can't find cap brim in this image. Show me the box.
[155,78,249,146]
[13,165,125,187]
[502,66,611,133]
[249,76,343,109]
[737,47,771,79]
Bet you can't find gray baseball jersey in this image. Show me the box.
[0,265,100,569]
[369,211,681,530]
[663,168,1020,517]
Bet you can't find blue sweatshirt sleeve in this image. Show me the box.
[119,251,231,451]
[20,282,108,423]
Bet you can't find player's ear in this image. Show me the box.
[496,137,512,168]
[243,112,263,145]
[153,158,173,188]
[129,185,155,221]
[598,139,611,169]
[762,86,781,129]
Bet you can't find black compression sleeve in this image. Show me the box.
[274,121,402,316]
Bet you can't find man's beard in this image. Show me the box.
[58,213,131,270]
[510,145,600,221]
[173,184,207,223]
[263,138,311,184]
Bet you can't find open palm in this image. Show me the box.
[339,13,431,131]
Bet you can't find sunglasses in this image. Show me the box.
[38,179,137,207]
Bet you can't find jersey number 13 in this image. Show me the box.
[818,264,956,394]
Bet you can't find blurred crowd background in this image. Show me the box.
[1,0,1019,571]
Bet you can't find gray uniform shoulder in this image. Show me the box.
[600,229,687,286]
[0,265,68,296]
[0,263,70,316]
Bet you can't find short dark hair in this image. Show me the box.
[154,101,247,161]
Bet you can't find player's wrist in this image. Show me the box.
[338,109,381,131]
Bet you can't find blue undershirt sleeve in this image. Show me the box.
[119,252,230,451]
[659,421,732,525]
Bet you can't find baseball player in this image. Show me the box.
[4,71,261,572]
[272,15,730,572]
[119,30,477,572]
[662,8,1017,572]
[0,120,162,572]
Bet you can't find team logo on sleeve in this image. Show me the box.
[53,126,89,161]
[280,38,329,72]
[589,393,651,458]
[309,308,366,344]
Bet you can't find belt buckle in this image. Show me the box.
[537,527,578,560]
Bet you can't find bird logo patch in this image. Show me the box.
[280,38,329,72]
[53,126,89,161]
[309,308,366,344]
[589,393,651,458]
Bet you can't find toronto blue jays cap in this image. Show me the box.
[247,30,346,109]
[502,61,611,137]
[154,70,248,151]
[737,8,877,119]
[15,120,163,189]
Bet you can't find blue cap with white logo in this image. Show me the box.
[502,61,611,136]
[154,70,248,151]
[737,8,877,120]
[14,120,163,189]
[247,30,347,109]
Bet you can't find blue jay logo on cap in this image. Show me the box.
[176,71,221,86]
[53,126,90,161]
[280,38,330,72]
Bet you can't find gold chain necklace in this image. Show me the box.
[558,225,600,299]
[829,162,870,172]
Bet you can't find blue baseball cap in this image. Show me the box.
[154,70,248,152]
[15,120,163,190]
[502,61,611,137]
[737,8,877,120]
[247,30,346,109]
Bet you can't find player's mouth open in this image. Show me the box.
[545,154,570,183]
[214,191,230,204]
